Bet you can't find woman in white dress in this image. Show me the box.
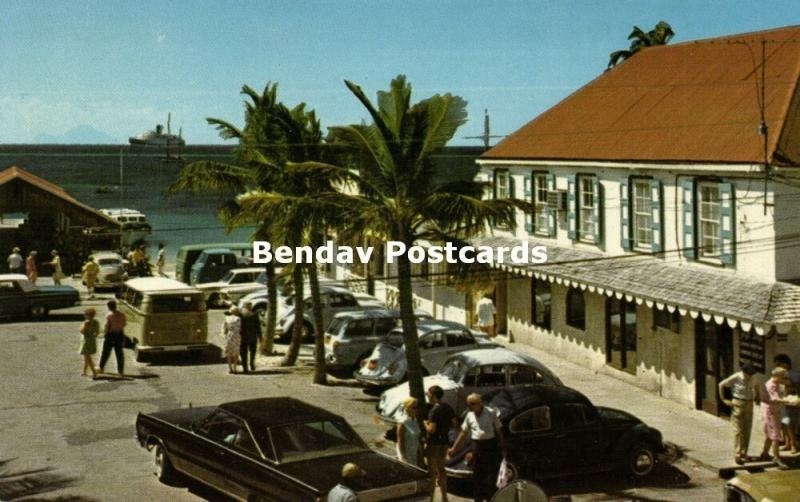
[396,397,422,466]
[222,306,242,374]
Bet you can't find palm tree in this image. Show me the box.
[608,21,675,69]
[317,75,521,409]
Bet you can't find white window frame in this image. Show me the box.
[495,170,510,199]
[577,175,595,243]
[698,182,721,260]
[534,173,549,235]
[632,179,652,251]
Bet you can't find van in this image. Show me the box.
[175,243,252,284]
[119,277,210,361]
[189,248,244,286]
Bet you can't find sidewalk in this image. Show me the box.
[496,337,767,471]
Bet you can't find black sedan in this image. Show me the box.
[446,386,665,481]
[0,274,80,319]
[136,397,430,501]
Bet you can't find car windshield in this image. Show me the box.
[267,419,368,463]
[98,258,120,266]
[220,271,235,283]
[438,357,469,382]
[327,317,349,335]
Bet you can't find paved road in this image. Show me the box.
[0,296,723,501]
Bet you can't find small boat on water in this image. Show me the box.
[99,208,152,246]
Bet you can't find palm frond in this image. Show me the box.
[166,161,254,196]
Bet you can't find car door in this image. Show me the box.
[507,405,565,478]
[187,410,243,493]
[0,280,27,315]
[218,420,275,500]
[419,331,449,373]
[551,402,607,473]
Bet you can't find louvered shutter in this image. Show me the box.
[650,179,663,253]
[593,177,603,246]
[524,173,533,234]
[620,180,630,250]
[567,175,577,240]
[547,174,556,237]
[682,179,695,259]
[719,182,736,266]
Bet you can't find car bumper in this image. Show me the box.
[135,343,213,354]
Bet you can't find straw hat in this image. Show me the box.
[341,462,366,479]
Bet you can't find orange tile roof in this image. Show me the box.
[482,26,800,166]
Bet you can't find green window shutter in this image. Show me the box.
[487,170,496,228]
[508,174,516,200]
[593,177,603,246]
[650,179,663,253]
[567,174,576,240]
[547,174,556,238]
[620,180,631,250]
[720,182,736,266]
[524,173,533,234]
[682,179,695,260]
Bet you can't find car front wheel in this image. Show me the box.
[153,442,178,483]
[625,442,656,478]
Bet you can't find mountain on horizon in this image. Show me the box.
[33,124,119,144]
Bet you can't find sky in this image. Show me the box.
[1,0,798,145]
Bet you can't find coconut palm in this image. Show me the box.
[315,75,521,408]
[608,21,675,69]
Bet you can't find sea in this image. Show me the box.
[0,144,255,263]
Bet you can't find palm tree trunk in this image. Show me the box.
[396,246,425,419]
[281,264,305,366]
[308,234,327,384]
[260,260,277,356]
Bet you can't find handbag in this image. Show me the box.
[123,334,136,349]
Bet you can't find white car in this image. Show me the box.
[376,347,563,424]
[237,276,348,317]
[354,319,498,388]
[88,251,127,289]
[195,267,265,308]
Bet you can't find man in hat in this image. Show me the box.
[327,462,365,502]
[7,247,23,274]
[719,364,759,464]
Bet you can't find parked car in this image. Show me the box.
[237,276,347,317]
[175,242,252,284]
[723,469,800,502]
[277,285,385,342]
[87,251,127,289]
[377,348,562,423]
[0,274,80,320]
[135,397,430,501]
[355,319,499,388]
[189,248,246,286]
[445,386,665,481]
[195,267,264,308]
[324,308,433,377]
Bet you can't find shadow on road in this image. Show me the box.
[142,346,224,367]
[0,458,96,501]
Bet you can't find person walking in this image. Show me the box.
[222,306,242,374]
[239,302,260,373]
[46,250,65,285]
[156,243,166,277]
[7,247,23,274]
[81,257,100,299]
[425,385,457,502]
[78,308,100,378]
[396,397,422,467]
[327,463,365,502]
[774,354,799,454]
[25,250,38,284]
[758,367,791,468]
[476,293,496,338]
[98,300,127,376]
[448,393,507,502]
[718,365,758,464]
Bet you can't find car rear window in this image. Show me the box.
[344,319,374,337]
[267,419,367,463]
[149,295,204,313]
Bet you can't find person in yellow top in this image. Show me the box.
[82,257,100,299]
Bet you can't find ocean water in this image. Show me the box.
[0,145,255,262]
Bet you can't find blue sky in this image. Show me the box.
[1,0,798,145]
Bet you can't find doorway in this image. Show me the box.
[606,297,637,373]
[695,319,734,416]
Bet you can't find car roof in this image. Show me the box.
[0,274,29,281]
[227,267,263,274]
[125,277,202,293]
[484,385,592,413]
[220,398,342,428]
[200,248,236,255]
[414,319,469,333]
[93,252,122,259]
[448,347,544,368]
[332,308,431,320]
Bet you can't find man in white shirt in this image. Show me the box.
[448,393,506,502]
[7,247,23,274]
[718,365,758,464]
[327,463,364,502]
[476,294,497,338]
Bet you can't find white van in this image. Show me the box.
[119,277,210,361]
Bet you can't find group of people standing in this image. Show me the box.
[719,353,800,468]
[391,386,506,502]
[78,300,128,378]
[6,246,65,285]
[221,302,261,374]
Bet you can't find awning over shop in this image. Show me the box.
[469,235,800,336]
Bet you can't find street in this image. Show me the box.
[0,296,724,501]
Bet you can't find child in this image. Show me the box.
[79,308,100,378]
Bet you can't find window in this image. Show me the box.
[557,403,599,427]
[344,319,374,337]
[530,278,551,330]
[698,183,721,259]
[535,174,549,232]
[464,365,506,387]
[569,174,601,244]
[566,287,585,330]
[508,365,544,385]
[653,309,680,333]
[495,170,510,199]
[578,176,596,242]
[738,328,766,373]
[633,180,652,250]
[329,294,358,308]
[509,406,551,433]
[445,330,474,348]
[419,332,446,350]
